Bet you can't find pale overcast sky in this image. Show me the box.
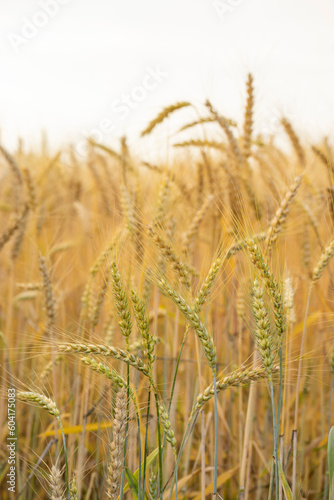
[0,0,334,156]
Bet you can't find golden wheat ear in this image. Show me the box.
[49,466,65,500]
[281,117,305,167]
[140,101,191,137]
[106,387,127,500]
[242,73,254,160]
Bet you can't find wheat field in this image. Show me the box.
[0,75,334,500]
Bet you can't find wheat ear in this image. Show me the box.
[131,289,155,370]
[159,404,177,459]
[81,356,137,402]
[69,476,78,500]
[11,205,29,260]
[141,101,191,137]
[49,465,65,500]
[0,144,23,183]
[81,237,118,310]
[181,194,214,255]
[157,277,216,372]
[90,279,108,330]
[149,471,158,500]
[281,117,305,167]
[106,387,127,500]
[17,391,60,418]
[59,343,149,376]
[0,204,29,252]
[193,232,266,312]
[151,175,170,229]
[205,99,244,166]
[251,280,275,374]
[242,73,254,159]
[265,174,302,254]
[173,139,225,151]
[110,261,132,341]
[178,115,237,133]
[89,139,121,161]
[39,255,56,335]
[22,167,38,210]
[148,225,192,289]
[192,365,279,415]
[312,237,334,283]
[246,239,286,339]
[40,355,63,382]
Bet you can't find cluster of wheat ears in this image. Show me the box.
[1,74,334,500]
